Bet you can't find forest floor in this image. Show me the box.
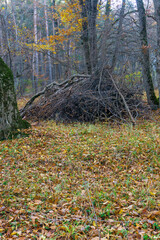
[0,100,160,239]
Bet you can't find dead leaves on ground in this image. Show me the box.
[0,119,160,239]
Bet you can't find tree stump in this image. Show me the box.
[0,57,30,140]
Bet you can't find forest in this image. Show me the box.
[0,0,160,239]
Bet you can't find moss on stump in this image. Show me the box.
[0,57,30,140]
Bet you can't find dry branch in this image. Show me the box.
[107,70,136,125]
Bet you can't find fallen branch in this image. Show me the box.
[20,90,45,118]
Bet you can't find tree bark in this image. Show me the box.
[79,0,98,73]
[136,0,158,107]
[153,0,160,107]
[87,0,98,70]
[111,0,125,71]
[79,0,92,74]
[0,57,30,140]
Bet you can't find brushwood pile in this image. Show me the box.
[21,69,144,123]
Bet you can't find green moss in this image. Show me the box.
[0,57,30,141]
[18,119,31,129]
[0,119,31,141]
[150,94,159,107]
[0,58,13,80]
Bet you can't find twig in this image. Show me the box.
[107,70,136,125]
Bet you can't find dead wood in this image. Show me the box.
[20,74,90,118]
[21,69,144,123]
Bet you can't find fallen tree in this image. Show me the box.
[20,69,144,124]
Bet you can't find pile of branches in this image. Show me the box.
[21,69,144,124]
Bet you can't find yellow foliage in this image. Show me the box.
[22,0,82,54]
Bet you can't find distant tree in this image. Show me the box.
[44,0,52,83]
[136,0,158,107]
[33,0,39,93]
[105,0,111,17]
[0,57,30,140]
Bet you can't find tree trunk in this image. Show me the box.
[99,0,112,67]
[105,0,111,17]
[136,0,158,107]
[87,0,98,70]
[79,0,98,74]
[0,57,30,140]
[44,0,52,83]
[52,0,58,36]
[0,19,4,56]
[33,0,39,93]
[79,0,92,74]
[111,0,125,71]
[0,4,12,68]
[11,0,19,89]
[52,0,60,81]
[153,0,160,107]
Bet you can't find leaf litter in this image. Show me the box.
[0,116,160,239]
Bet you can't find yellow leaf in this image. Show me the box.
[93,220,97,227]
[150,191,156,196]
[11,231,18,236]
[119,209,123,214]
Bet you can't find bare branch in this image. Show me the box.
[107,70,136,125]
